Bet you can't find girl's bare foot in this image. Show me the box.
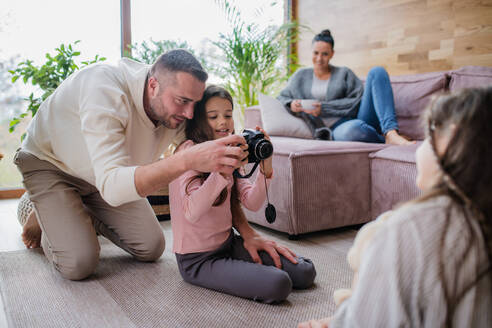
[385,130,416,145]
[21,211,42,249]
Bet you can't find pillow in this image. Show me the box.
[258,93,312,139]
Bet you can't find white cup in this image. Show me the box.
[300,99,318,110]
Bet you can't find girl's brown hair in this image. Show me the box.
[413,86,492,326]
[184,85,236,206]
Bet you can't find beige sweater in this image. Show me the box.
[331,196,491,327]
[22,58,185,206]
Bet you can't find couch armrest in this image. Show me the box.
[244,106,263,129]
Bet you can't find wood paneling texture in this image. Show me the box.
[296,0,492,76]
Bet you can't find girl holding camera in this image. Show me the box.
[169,85,316,303]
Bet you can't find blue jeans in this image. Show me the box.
[332,66,399,143]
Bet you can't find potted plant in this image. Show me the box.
[9,41,106,139]
[212,0,300,127]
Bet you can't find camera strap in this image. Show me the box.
[233,162,260,179]
[261,161,276,224]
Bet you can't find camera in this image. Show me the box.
[233,129,273,179]
[234,129,276,224]
[242,129,273,163]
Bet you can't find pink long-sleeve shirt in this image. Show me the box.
[169,141,272,254]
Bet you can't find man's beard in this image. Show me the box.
[149,105,173,129]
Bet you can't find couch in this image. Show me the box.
[242,66,492,238]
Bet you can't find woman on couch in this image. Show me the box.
[278,29,413,145]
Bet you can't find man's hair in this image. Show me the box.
[150,49,208,83]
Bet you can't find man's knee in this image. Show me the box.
[56,245,100,281]
[131,229,165,262]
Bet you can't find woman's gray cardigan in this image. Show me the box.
[277,65,364,119]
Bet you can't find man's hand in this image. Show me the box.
[185,134,247,175]
[242,232,298,269]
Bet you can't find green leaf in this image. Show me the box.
[9,118,20,127]
[6,40,107,140]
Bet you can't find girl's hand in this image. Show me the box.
[242,231,298,268]
[255,126,273,178]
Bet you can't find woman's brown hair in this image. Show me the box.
[184,85,236,206]
[412,86,492,326]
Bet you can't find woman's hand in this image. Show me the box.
[292,100,322,117]
[307,102,322,117]
[291,99,303,113]
[255,126,273,178]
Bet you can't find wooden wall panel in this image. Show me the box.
[296,0,492,76]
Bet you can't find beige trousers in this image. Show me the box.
[14,150,165,280]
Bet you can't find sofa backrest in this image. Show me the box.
[385,71,449,141]
[449,66,492,91]
[387,66,492,140]
[247,66,491,141]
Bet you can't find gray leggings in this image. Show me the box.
[175,231,316,303]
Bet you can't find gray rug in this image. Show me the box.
[0,222,355,328]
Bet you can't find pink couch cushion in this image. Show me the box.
[369,143,422,218]
[360,71,448,141]
[243,137,387,235]
[389,71,448,141]
[449,66,492,91]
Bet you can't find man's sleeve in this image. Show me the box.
[78,71,141,207]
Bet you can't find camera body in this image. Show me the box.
[236,129,277,224]
[242,129,273,163]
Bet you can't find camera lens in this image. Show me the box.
[255,140,273,160]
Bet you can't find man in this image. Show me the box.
[15,50,296,280]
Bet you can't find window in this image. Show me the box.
[130,0,284,83]
[0,0,285,191]
[0,0,121,189]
